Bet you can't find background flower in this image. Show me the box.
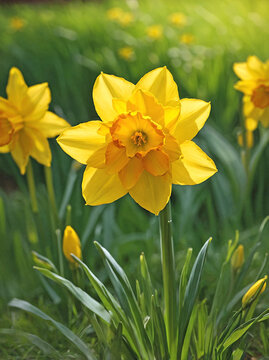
[0,67,70,174]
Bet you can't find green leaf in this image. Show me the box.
[35,267,110,323]
[178,238,212,354]
[0,328,58,355]
[9,298,96,360]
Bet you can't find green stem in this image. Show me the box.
[44,166,59,227]
[26,159,38,213]
[159,201,177,357]
[56,229,64,277]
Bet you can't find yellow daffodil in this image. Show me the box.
[231,244,244,270]
[118,47,134,61]
[106,8,133,27]
[58,67,217,215]
[169,12,187,27]
[147,25,163,40]
[63,226,82,265]
[180,33,195,44]
[10,17,25,31]
[106,7,124,21]
[0,116,13,146]
[242,276,267,308]
[234,56,269,128]
[237,129,254,149]
[0,67,70,174]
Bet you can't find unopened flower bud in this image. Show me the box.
[63,226,81,265]
[242,276,267,308]
[231,244,244,271]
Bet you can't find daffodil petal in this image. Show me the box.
[82,166,127,205]
[143,150,169,176]
[10,130,32,175]
[23,83,51,120]
[129,171,171,215]
[105,142,129,174]
[87,146,107,168]
[93,72,135,122]
[0,97,17,117]
[172,99,211,143]
[28,111,70,137]
[172,141,217,185]
[119,157,144,189]
[233,63,253,80]
[0,145,10,153]
[127,89,165,127]
[6,67,28,109]
[25,128,52,167]
[57,121,107,164]
[135,66,180,107]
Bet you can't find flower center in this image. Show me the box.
[251,85,269,109]
[110,112,164,158]
[131,131,148,146]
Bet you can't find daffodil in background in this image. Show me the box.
[234,56,269,129]
[180,33,195,45]
[147,25,163,40]
[169,12,187,27]
[9,17,26,31]
[0,67,70,174]
[58,67,217,215]
[118,47,134,61]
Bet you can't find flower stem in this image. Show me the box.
[44,166,59,227]
[159,201,177,357]
[56,229,64,277]
[26,159,38,213]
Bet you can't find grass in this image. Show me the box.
[0,0,269,358]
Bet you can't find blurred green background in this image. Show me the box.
[0,0,269,356]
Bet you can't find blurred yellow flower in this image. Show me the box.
[58,67,217,215]
[234,56,269,128]
[231,244,244,270]
[63,226,82,265]
[169,12,187,27]
[147,25,163,40]
[180,33,195,44]
[0,67,70,174]
[107,8,133,26]
[119,12,134,27]
[118,47,134,61]
[237,130,254,149]
[0,116,13,146]
[10,17,25,31]
[107,7,124,21]
[242,276,267,308]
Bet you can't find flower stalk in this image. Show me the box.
[26,159,38,213]
[44,166,59,227]
[159,201,177,357]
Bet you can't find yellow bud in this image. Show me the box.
[231,244,244,270]
[242,276,267,308]
[63,226,81,265]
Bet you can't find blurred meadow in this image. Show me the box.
[0,0,269,358]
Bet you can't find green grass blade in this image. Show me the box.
[8,298,96,360]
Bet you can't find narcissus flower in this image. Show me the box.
[242,276,267,308]
[180,33,195,45]
[147,25,163,40]
[234,56,269,128]
[63,226,82,265]
[169,12,187,27]
[0,67,70,174]
[118,47,134,61]
[58,67,217,215]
